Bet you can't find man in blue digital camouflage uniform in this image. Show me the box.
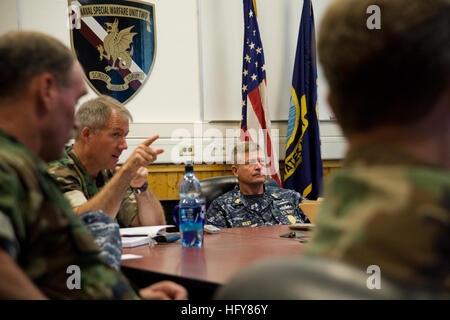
[206,142,310,228]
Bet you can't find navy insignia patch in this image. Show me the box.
[69,0,156,104]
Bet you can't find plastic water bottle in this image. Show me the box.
[178,162,205,247]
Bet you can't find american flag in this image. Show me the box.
[240,0,282,186]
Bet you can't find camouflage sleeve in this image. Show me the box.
[0,167,23,260]
[0,149,141,299]
[206,199,229,228]
[73,263,141,300]
[48,163,83,193]
[63,224,141,300]
[0,210,20,260]
[116,188,138,227]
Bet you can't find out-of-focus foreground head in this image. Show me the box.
[318,0,450,135]
[0,31,86,162]
[0,31,76,104]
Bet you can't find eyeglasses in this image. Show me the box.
[242,158,268,166]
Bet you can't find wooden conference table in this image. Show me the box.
[121,225,306,299]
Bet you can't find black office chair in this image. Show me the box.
[199,175,238,210]
[214,256,449,300]
[199,176,279,210]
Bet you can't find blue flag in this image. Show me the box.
[284,0,323,199]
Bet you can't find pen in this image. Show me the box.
[121,234,150,237]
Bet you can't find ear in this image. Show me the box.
[35,72,58,114]
[79,126,92,143]
[231,165,239,178]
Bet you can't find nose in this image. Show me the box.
[119,137,128,150]
[253,162,263,172]
[255,160,264,168]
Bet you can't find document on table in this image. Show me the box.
[121,236,151,248]
[121,254,143,261]
[120,225,174,236]
[120,225,174,248]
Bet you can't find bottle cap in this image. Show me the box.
[185,162,194,173]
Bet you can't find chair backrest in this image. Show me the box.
[199,176,279,210]
[299,200,322,223]
[200,176,238,210]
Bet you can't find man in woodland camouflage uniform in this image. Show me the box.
[48,95,165,229]
[206,142,310,228]
[304,0,450,293]
[0,31,186,299]
[47,96,166,269]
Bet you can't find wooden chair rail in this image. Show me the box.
[147,160,341,200]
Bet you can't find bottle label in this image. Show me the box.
[179,205,204,248]
[180,206,203,224]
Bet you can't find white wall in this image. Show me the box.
[0,0,19,32]
[0,0,347,163]
[201,0,334,121]
[15,0,203,123]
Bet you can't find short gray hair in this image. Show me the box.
[74,95,133,139]
[233,141,261,165]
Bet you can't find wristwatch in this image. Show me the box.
[130,181,148,195]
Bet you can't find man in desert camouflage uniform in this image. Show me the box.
[0,31,186,299]
[304,0,450,293]
[48,95,165,228]
[206,142,310,228]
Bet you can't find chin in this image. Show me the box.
[108,159,119,170]
[250,177,265,185]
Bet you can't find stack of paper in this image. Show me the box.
[121,236,151,248]
[120,225,174,248]
[121,254,144,260]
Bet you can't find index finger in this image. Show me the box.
[142,134,159,147]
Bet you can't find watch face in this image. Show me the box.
[132,182,148,194]
[132,187,142,195]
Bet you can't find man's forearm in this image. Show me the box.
[73,168,133,219]
[0,249,47,299]
[132,188,166,226]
